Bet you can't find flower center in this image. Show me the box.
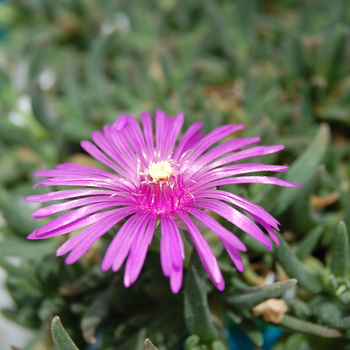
[148,161,173,182]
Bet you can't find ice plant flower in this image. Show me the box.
[26,110,301,293]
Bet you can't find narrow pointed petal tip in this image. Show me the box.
[100,261,110,272]
[170,266,183,294]
[124,274,131,288]
[112,114,129,130]
[27,232,38,240]
[236,263,244,272]
[216,278,225,291]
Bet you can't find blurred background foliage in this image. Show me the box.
[0,0,350,349]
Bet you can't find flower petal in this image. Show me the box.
[224,243,244,272]
[28,208,123,239]
[111,214,150,272]
[185,124,245,166]
[207,145,286,170]
[187,207,246,252]
[101,214,140,271]
[104,125,138,168]
[248,211,280,246]
[31,195,127,220]
[191,163,288,184]
[178,212,225,290]
[141,111,155,161]
[199,176,302,189]
[191,200,273,249]
[54,163,121,179]
[59,208,135,263]
[124,215,157,287]
[33,201,127,236]
[80,140,127,176]
[195,190,280,229]
[25,189,116,203]
[167,112,184,158]
[190,137,261,171]
[173,121,204,161]
[170,265,183,294]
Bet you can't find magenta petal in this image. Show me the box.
[25,189,116,203]
[123,116,147,153]
[208,145,286,170]
[31,195,122,220]
[195,190,280,229]
[28,209,122,240]
[122,117,149,166]
[33,173,117,183]
[191,200,273,250]
[60,208,134,264]
[188,208,246,251]
[182,131,205,155]
[201,176,302,189]
[216,277,225,291]
[124,215,157,287]
[111,214,150,272]
[56,208,135,256]
[160,214,173,277]
[191,137,261,170]
[54,163,119,178]
[167,113,184,157]
[32,178,124,191]
[161,214,184,271]
[173,121,204,161]
[36,167,120,181]
[90,131,130,177]
[178,212,224,286]
[33,201,126,236]
[95,128,135,175]
[188,124,245,158]
[224,244,244,272]
[155,109,166,160]
[169,215,185,260]
[170,266,183,294]
[112,114,128,130]
[104,125,138,166]
[101,215,139,271]
[141,111,155,160]
[191,163,289,184]
[80,140,126,176]
[248,211,281,246]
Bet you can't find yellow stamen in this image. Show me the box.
[148,161,172,182]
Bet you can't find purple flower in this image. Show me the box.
[26,110,301,293]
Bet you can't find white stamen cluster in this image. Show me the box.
[147,161,173,182]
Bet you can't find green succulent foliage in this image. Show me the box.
[1,0,350,349]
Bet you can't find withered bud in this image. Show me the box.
[252,298,288,324]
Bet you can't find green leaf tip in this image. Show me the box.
[51,316,80,350]
[274,232,323,292]
[226,279,297,309]
[144,339,158,350]
[275,123,330,215]
[280,315,343,338]
[184,334,200,350]
[184,249,218,342]
[331,221,349,278]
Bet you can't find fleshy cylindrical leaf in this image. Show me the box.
[51,316,79,350]
[331,221,349,278]
[184,249,218,341]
